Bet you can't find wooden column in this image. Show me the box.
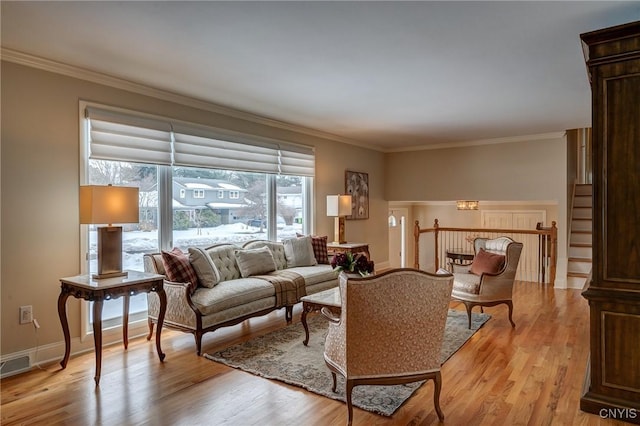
[580,21,640,424]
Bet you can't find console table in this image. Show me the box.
[445,248,474,270]
[58,270,166,385]
[326,242,370,260]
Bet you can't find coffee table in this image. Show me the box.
[300,287,341,345]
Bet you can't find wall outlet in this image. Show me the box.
[19,306,33,324]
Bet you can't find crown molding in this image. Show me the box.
[1,48,382,152]
[395,200,558,206]
[383,131,567,153]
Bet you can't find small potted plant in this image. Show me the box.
[331,252,375,277]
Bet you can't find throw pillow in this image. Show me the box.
[283,236,318,267]
[161,248,199,294]
[234,246,277,278]
[470,249,506,276]
[188,247,221,288]
[296,233,329,264]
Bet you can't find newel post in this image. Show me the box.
[550,221,557,285]
[414,220,420,269]
[433,219,440,273]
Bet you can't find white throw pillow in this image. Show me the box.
[234,246,277,278]
[188,247,221,288]
[283,236,318,268]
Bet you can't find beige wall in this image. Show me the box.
[385,137,567,202]
[1,61,386,356]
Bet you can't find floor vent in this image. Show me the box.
[0,355,31,379]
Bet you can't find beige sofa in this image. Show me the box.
[143,239,338,355]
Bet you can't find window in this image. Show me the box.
[81,102,315,326]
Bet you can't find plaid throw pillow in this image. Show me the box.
[161,247,199,294]
[298,233,329,264]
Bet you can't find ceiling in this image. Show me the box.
[2,1,639,152]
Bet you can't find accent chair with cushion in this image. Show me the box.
[323,268,454,425]
[451,236,523,329]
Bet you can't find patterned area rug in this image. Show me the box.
[205,309,490,417]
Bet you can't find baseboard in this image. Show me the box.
[0,319,150,379]
[376,261,391,272]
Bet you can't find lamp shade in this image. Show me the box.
[80,185,139,225]
[327,195,352,217]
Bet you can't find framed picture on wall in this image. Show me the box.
[345,170,369,220]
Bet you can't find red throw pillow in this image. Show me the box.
[297,233,329,264]
[470,249,505,276]
[161,247,199,294]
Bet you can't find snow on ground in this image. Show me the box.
[89,222,303,320]
[88,222,303,272]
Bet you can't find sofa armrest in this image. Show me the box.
[148,279,200,328]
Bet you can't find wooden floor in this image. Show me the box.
[0,283,628,425]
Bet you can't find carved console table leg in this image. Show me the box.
[155,288,167,361]
[57,290,71,369]
[92,299,104,386]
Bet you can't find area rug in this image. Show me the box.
[205,310,490,416]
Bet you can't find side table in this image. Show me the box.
[326,242,370,260]
[58,270,166,385]
[300,287,341,346]
[445,248,475,271]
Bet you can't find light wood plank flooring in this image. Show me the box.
[0,283,628,425]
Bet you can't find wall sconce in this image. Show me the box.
[388,210,398,228]
[456,200,479,210]
[326,194,352,244]
[80,185,140,279]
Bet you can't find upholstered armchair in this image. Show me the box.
[451,236,523,329]
[323,269,453,425]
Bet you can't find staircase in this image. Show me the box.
[567,184,592,288]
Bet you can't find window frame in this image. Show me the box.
[79,101,315,337]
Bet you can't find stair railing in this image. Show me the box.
[414,219,557,284]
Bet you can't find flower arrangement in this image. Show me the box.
[331,252,375,276]
[465,234,480,244]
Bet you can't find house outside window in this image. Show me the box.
[218,190,224,198]
[179,188,186,198]
[193,189,205,198]
[229,190,239,199]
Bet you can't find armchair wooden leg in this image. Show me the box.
[345,379,355,425]
[433,371,445,421]
[506,300,516,328]
[464,302,473,329]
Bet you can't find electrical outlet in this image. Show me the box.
[19,306,33,324]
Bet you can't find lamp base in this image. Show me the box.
[95,226,126,280]
[333,216,347,244]
[92,271,128,280]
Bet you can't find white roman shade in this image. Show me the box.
[172,124,281,174]
[85,106,315,176]
[86,107,173,165]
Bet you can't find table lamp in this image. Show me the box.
[326,194,352,244]
[80,184,139,279]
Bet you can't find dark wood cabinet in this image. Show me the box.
[580,21,640,424]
